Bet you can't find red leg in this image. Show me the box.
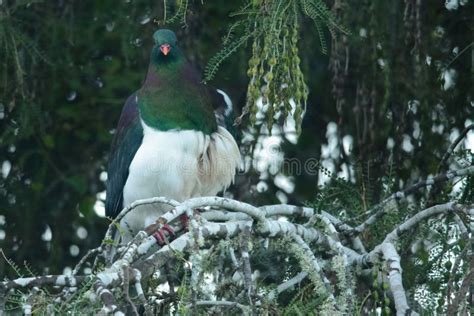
[162,224,175,236]
[152,224,174,246]
[180,209,202,232]
[180,214,189,231]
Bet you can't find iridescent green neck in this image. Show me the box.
[138,54,217,134]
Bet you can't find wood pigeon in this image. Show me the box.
[105,29,241,243]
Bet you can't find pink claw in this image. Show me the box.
[152,224,175,245]
[162,224,175,236]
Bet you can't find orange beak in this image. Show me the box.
[160,44,171,56]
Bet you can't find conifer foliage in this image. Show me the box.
[0,0,473,314]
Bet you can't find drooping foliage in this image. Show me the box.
[204,0,349,134]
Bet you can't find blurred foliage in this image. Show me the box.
[0,0,473,313]
[308,150,472,314]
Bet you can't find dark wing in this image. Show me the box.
[208,87,239,140]
[105,93,144,219]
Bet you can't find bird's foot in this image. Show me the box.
[180,209,201,232]
[152,209,202,244]
[180,214,190,231]
[152,224,175,246]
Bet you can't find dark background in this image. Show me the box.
[0,0,472,280]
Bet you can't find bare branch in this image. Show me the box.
[291,233,337,310]
[447,257,474,315]
[374,243,419,316]
[383,202,469,244]
[186,300,250,314]
[240,225,255,309]
[260,205,314,218]
[267,271,308,301]
[446,241,471,309]
[94,277,124,315]
[122,267,139,316]
[101,197,180,258]
[355,166,474,233]
[5,196,471,314]
[1,274,89,290]
[437,124,474,172]
[158,197,266,224]
[73,246,102,275]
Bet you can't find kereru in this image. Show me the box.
[105,29,241,243]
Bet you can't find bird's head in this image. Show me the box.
[151,29,179,65]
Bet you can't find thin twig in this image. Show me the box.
[383,202,468,243]
[355,166,474,233]
[446,241,470,308]
[94,278,123,315]
[122,267,139,316]
[240,225,255,310]
[186,300,250,314]
[133,269,153,316]
[101,197,180,259]
[437,124,474,173]
[291,233,338,309]
[376,243,418,316]
[1,274,90,290]
[73,247,102,275]
[266,271,308,301]
[447,260,474,315]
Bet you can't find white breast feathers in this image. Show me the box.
[120,122,241,240]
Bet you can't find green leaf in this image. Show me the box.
[43,134,55,149]
[66,175,87,194]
